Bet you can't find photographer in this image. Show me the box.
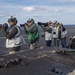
[1,16,22,54]
[23,18,40,49]
[38,21,53,47]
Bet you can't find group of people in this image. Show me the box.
[1,16,75,54]
[1,16,40,54]
[38,21,67,48]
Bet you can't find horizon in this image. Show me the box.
[0,0,75,25]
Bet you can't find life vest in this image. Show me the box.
[6,26,22,48]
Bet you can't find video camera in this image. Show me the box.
[20,23,28,27]
[0,23,8,30]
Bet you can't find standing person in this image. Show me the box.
[53,21,61,47]
[24,18,40,49]
[53,21,67,48]
[2,16,22,54]
[38,21,53,47]
[61,23,67,48]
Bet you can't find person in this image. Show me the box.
[53,21,60,47]
[24,18,40,49]
[68,36,75,49]
[2,16,22,54]
[61,23,67,48]
[53,21,67,48]
[38,21,53,47]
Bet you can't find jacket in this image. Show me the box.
[6,25,22,48]
[25,23,40,43]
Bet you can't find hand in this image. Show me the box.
[0,28,4,31]
[24,25,28,29]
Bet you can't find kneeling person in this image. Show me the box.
[3,16,22,54]
[69,36,75,49]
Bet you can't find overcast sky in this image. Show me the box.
[0,0,75,25]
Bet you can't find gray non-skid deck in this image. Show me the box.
[0,47,75,75]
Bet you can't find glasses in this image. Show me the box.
[27,21,32,23]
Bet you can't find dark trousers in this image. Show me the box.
[46,40,52,47]
[61,37,67,48]
[8,46,21,53]
[54,38,60,47]
[54,37,67,48]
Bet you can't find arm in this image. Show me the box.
[40,25,52,33]
[62,27,67,35]
[3,27,18,39]
[24,26,29,34]
[25,24,37,33]
[27,24,35,32]
[40,25,46,32]
[63,29,67,35]
[46,27,52,33]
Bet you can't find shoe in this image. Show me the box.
[9,51,16,54]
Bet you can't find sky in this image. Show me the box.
[0,0,75,25]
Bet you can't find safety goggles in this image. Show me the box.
[8,19,15,23]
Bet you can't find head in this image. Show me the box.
[8,16,17,26]
[27,18,34,26]
[60,23,63,27]
[53,21,59,27]
[48,21,52,27]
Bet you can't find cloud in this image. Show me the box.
[22,6,66,13]
[22,6,47,11]
[56,0,75,3]
[55,9,66,13]
[48,8,66,13]
[23,7,35,11]
[0,0,75,24]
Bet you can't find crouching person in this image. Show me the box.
[2,16,22,54]
[68,36,75,49]
[24,18,40,49]
[38,21,53,47]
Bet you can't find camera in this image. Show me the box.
[20,23,28,27]
[0,23,8,30]
[38,22,48,27]
[53,32,56,34]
